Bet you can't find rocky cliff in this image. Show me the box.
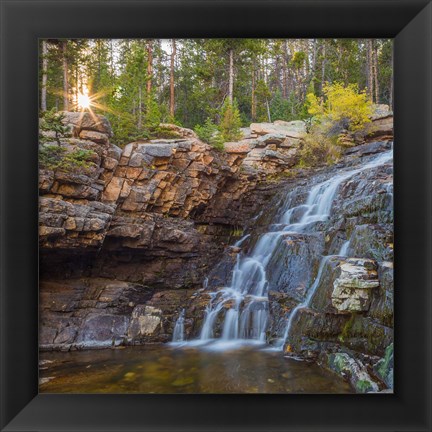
[183,139,394,392]
[39,112,312,348]
[39,110,393,392]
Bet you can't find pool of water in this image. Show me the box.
[39,344,353,394]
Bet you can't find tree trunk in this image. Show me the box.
[310,38,317,93]
[321,40,327,95]
[62,40,69,111]
[366,39,373,101]
[138,85,142,129]
[146,39,153,97]
[41,40,48,112]
[373,40,379,103]
[75,64,79,109]
[251,63,256,121]
[266,99,271,122]
[282,41,288,99]
[228,47,234,103]
[170,39,176,118]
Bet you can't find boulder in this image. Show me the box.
[75,314,129,348]
[224,140,255,154]
[373,343,394,389]
[61,111,113,136]
[331,258,379,312]
[371,104,393,120]
[367,115,393,141]
[250,120,305,138]
[159,123,198,139]
[79,130,110,145]
[127,305,163,339]
[324,352,379,393]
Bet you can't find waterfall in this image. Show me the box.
[339,240,351,257]
[172,309,185,343]
[193,149,393,349]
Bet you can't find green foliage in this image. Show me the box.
[39,109,69,144]
[39,145,96,171]
[377,40,393,105]
[40,38,392,144]
[144,94,162,132]
[292,51,306,69]
[218,99,242,143]
[39,145,66,169]
[299,82,374,167]
[306,82,373,132]
[377,343,394,378]
[196,98,244,150]
[107,111,137,146]
[298,127,342,167]
[355,379,374,393]
[195,118,219,144]
[269,90,306,122]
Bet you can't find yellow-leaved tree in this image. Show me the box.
[300,83,374,167]
[306,82,373,132]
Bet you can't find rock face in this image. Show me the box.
[331,259,379,312]
[39,111,394,393]
[39,114,299,349]
[187,136,393,392]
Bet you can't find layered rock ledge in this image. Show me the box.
[39,107,393,389]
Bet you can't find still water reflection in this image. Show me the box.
[39,345,353,394]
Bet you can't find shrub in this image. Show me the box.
[195,118,218,142]
[39,109,69,144]
[144,95,162,133]
[218,99,242,143]
[298,129,342,167]
[299,83,373,167]
[39,145,67,169]
[194,118,224,151]
[306,82,373,132]
[39,145,96,171]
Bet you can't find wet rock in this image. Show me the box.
[369,261,394,327]
[373,343,394,389]
[348,224,393,262]
[267,233,324,301]
[345,141,392,157]
[337,314,393,356]
[76,314,129,348]
[127,305,162,340]
[323,352,379,393]
[331,258,379,312]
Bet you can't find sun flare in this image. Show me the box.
[77,93,91,110]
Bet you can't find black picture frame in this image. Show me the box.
[1,0,431,430]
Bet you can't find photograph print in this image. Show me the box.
[38,38,394,394]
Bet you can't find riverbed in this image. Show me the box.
[39,344,353,394]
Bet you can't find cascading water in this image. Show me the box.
[338,240,351,257]
[172,309,185,343]
[191,148,393,350]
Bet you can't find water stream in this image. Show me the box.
[172,309,185,343]
[174,149,393,350]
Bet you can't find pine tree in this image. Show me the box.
[40,109,69,144]
[218,99,242,143]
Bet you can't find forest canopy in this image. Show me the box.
[39,38,393,145]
